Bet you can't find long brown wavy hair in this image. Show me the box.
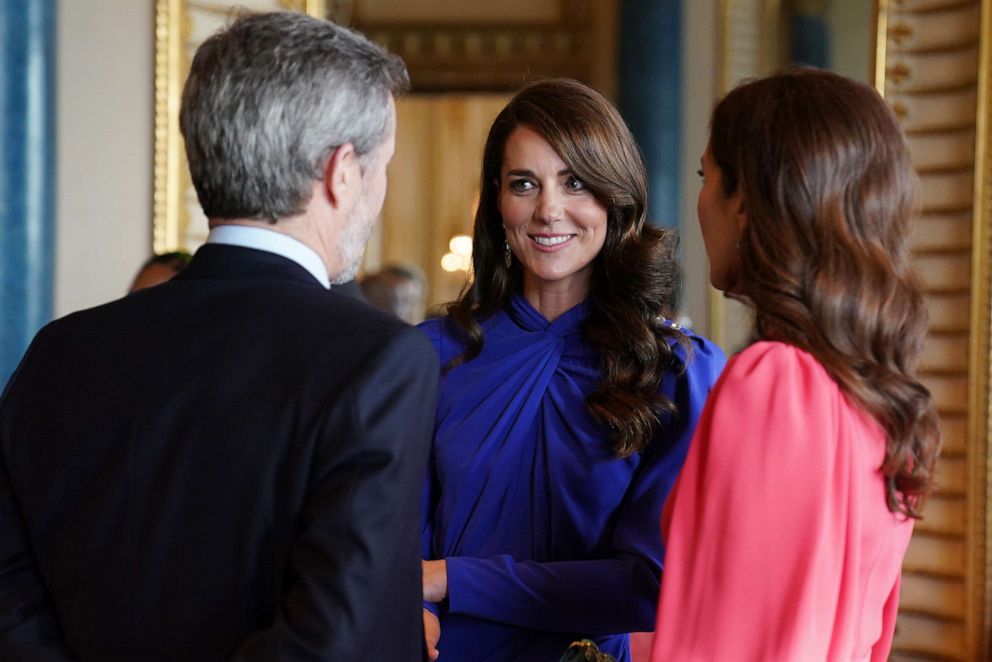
[710,68,940,517]
[446,78,688,457]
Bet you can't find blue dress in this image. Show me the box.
[418,294,725,662]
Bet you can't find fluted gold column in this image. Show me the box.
[879,1,990,659]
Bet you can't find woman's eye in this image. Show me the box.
[508,179,534,192]
[697,169,705,178]
[565,176,587,191]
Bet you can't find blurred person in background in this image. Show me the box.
[129,251,192,292]
[361,262,427,324]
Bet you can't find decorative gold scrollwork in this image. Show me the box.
[889,21,913,46]
[887,61,912,85]
[891,100,909,120]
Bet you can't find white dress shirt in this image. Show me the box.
[206,224,330,289]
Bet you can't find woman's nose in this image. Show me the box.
[534,188,563,224]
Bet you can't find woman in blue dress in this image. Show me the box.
[418,79,725,662]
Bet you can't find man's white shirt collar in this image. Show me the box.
[206,225,331,289]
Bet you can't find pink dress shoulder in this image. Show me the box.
[650,341,913,662]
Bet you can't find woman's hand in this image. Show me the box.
[422,559,448,603]
[423,608,441,661]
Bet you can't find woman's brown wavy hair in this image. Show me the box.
[445,78,689,457]
[710,68,939,517]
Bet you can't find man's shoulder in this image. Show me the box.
[254,285,438,377]
[17,281,431,385]
[289,286,413,345]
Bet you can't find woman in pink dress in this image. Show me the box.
[651,68,941,661]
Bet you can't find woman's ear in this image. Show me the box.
[733,190,748,237]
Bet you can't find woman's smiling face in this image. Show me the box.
[497,124,608,301]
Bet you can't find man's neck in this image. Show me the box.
[209,211,340,278]
[205,222,332,288]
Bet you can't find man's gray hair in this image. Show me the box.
[179,12,409,221]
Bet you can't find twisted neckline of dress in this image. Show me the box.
[507,293,591,336]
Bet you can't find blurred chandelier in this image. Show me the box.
[441,234,473,273]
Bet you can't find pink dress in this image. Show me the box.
[651,341,913,662]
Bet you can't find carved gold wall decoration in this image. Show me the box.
[876,0,890,92]
[153,0,185,254]
[891,20,915,44]
[970,0,992,657]
[278,0,328,14]
[341,0,618,96]
[888,61,913,84]
[881,0,987,659]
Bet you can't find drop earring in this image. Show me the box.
[504,240,513,269]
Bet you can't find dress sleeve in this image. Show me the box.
[417,320,445,618]
[651,342,855,661]
[444,337,725,634]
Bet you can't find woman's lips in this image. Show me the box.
[529,234,575,251]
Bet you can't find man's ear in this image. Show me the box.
[324,142,359,209]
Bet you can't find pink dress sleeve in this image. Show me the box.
[650,341,911,662]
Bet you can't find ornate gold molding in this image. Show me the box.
[363,24,591,91]
[875,0,889,93]
[153,0,185,254]
[279,0,328,16]
[344,0,612,93]
[970,0,992,654]
[883,0,986,658]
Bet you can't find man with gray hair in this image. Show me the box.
[0,12,437,661]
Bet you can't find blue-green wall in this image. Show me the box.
[618,0,682,229]
[0,0,56,387]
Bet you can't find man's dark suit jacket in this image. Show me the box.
[0,244,439,661]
